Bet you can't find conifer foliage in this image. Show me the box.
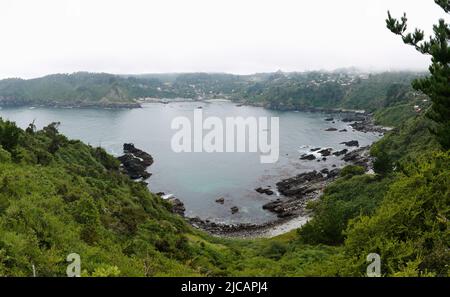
[387,0,450,149]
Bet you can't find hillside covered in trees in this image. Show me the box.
[0,70,424,112]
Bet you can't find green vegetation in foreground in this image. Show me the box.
[0,118,341,276]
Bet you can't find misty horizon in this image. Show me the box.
[0,0,446,79]
[0,67,429,81]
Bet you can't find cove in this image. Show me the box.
[0,101,381,225]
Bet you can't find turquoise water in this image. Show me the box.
[0,101,380,224]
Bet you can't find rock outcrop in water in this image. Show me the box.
[117,143,153,180]
[318,148,332,156]
[300,154,316,160]
[231,206,239,214]
[340,140,359,147]
[333,149,348,156]
[255,187,274,195]
[261,171,329,218]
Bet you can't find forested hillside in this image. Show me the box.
[0,72,163,108]
[0,71,424,111]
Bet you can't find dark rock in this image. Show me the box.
[327,168,341,178]
[341,147,371,169]
[342,115,366,122]
[325,127,338,131]
[167,198,185,216]
[333,149,348,156]
[118,143,154,180]
[231,206,239,214]
[215,197,225,204]
[260,170,332,217]
[277,211,295,218]
[320,168,330,174]
[325,118,334,121]
[262,199,282,211]
[310,147,321,152]
[300,154,316,160]
[255,187,275,195]
[276,171,325,197]
[340,140,359,147]
[339,129,348,132]
[123,143,153,166]
[318,148,332,156]
[350,119,388,133]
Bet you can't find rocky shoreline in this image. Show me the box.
[159,110,384,238]
[176,145,374,238]
[112,107,386,238]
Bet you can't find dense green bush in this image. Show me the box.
[343,152,450,276]
[298,174,392,245]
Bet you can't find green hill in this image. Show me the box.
[0,72,168,108]
[0,71,425,111]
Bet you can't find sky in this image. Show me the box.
[0,0,446,79]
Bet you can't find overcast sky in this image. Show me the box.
[0,0,446,79]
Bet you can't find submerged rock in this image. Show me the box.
[325,128,338,131]
[215,197,225,204]
[231,206,239,214]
